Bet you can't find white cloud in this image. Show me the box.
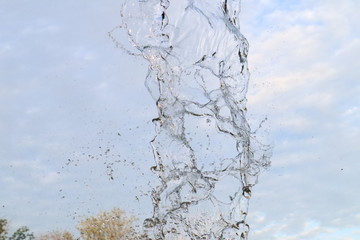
[242,0,360,239]
[40,171,62,185]
[0,43,11,54]
[19,23,62,36]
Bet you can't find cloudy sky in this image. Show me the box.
[1,0,359,239]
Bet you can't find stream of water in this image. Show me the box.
[113,1,272,239]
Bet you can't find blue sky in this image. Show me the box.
[1,0,359,239]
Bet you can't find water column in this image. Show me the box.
[119,0,271,239]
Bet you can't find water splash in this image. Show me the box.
[112,0,271,239]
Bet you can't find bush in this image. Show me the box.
[37,230,74,240]
[77,208,138,240]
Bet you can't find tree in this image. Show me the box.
[8,227,34,240]
[77,208,137,240]
[0,219,8,240]
[37,230,74,240]
[0,220,34,240]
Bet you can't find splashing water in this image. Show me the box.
[112,0,271,239]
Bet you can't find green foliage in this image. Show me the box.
[2,208,140,240]
[0,220,34,240]
[8,226,34,240]
[0,219,8,240]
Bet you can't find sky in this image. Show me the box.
[0,0,359,240]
